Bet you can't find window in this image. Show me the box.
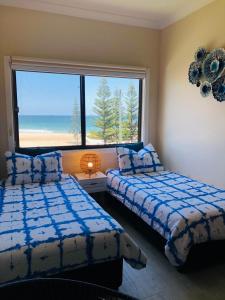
[12,65,143,151]
[85,76,141,145]
[14,71,81,148]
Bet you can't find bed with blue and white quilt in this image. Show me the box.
[107,144,225,267]
[0,174,146,285]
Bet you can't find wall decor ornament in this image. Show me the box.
[203,48,225,83]
[188,62,202,85]
[194,47,207,62]
[188,47,225,102]
[212,75,225,102]
[200,81,211,97]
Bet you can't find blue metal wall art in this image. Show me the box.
[188,47,225,102]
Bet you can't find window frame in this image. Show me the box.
[4,56,149,154]
[12,71,143,153]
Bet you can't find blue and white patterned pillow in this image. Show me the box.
[117,144,164,175]
[5,151,63,185]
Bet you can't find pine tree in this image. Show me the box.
[71,97,81,144]
[94,78,113,143]
[109,89,123,143]
[123,84,138,142]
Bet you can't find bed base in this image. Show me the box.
[49,258,123,289]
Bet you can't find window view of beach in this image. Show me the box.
[16,71,140,148]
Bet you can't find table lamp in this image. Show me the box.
[80,153,101,178]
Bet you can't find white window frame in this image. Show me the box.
[4,56,150,151]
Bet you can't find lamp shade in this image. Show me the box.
[80,153,101,175]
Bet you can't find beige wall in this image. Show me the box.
[158,0,225,188]
[0,5,160,178]
[2,2,224,187]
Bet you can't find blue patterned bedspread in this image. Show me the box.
[0,175,146,284]
[107,169,225,266]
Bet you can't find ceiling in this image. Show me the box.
[0,0,215,29]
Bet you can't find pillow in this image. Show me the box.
[116,144,163,175]
[5,151,63,185]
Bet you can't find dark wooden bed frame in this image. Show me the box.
[105,192,225,272]
[48,258,123,289]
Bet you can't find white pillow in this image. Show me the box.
[5,151,63,185]
[117,144,163,175]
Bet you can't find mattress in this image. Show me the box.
[107,169,225,266]
[0,174,146,284]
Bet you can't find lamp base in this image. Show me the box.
[86,171,97,179]
[88,170,93,179]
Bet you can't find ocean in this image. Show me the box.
[19,115,98,133]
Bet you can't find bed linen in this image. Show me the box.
[0,174,146,284]
[107,169,225,266]
[116,143,164,175]
[5,151,63,185]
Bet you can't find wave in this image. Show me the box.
[20,129,55,133]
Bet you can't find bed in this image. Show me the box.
[0,174,146,286]
[106,169,225,267]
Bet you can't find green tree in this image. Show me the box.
[94,78,113,143]
[71,97,81,144]
[109,89,123,143]
[123,84,138,142]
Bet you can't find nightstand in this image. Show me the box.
[74,171,107,194]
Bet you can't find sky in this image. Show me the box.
[16,71,139,116]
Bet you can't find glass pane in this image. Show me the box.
[16,71,81,147]
[85,76,140,145]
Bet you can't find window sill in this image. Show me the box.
[16,142,143,156]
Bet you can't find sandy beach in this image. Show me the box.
[20,132,104,147]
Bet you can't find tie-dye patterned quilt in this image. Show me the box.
[0,175,146,284]
[106,169,225,266]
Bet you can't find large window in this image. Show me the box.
[13,70,142,150]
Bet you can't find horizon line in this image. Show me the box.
[19,114,96,116]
